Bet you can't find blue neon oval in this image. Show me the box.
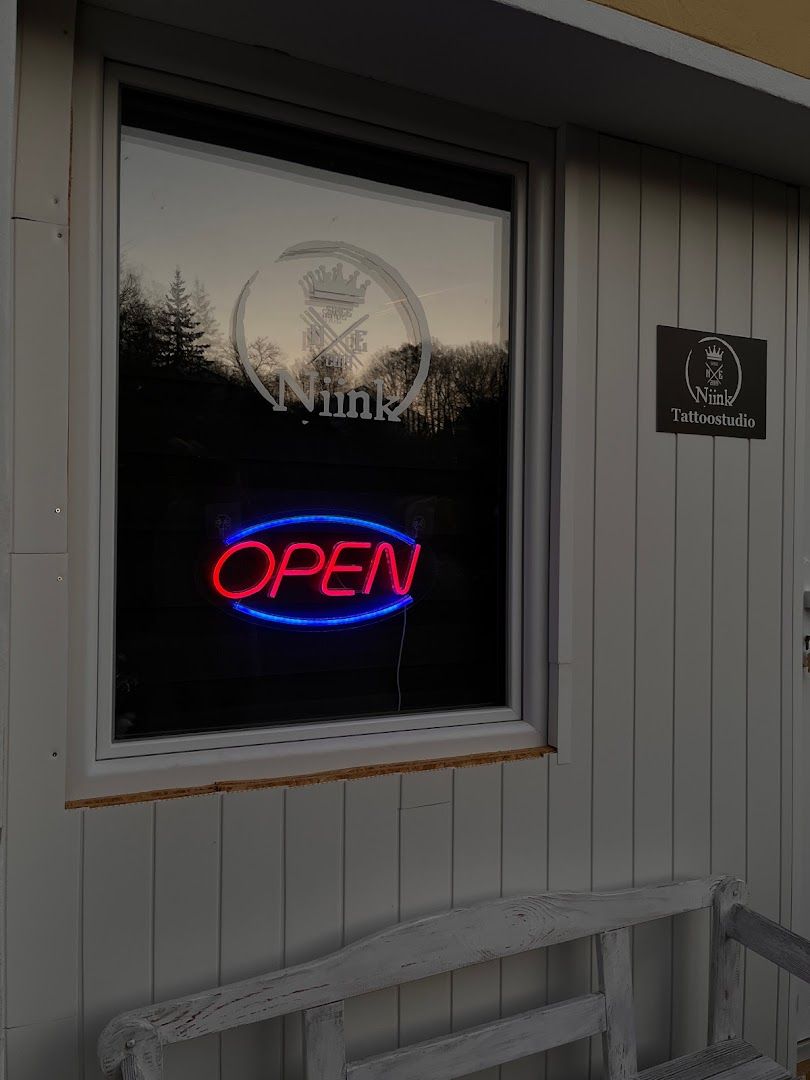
[234,595,413,628]
[228,514,416,547]
[218,514,419,630]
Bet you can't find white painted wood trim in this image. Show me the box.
[67,28,555,798]
[547,124,599,762]
[0,0,17,1055]
[790,185,810,1053]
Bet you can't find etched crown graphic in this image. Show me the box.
[299,263,370,307]
[705,344,724,361]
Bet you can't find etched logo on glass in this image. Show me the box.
[231,241,432,423]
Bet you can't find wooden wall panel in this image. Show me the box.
[284,782,345,1080]
[639,147,682,1067]
[219,789,285,1080]
[153,795,221,1080]
[501,756,549,1080]
[632,145,679,1067]
[546,126,599,1080]
[12,220,69,552]
[590,134,641,1079]
[591,135,639,893]
[451,764,502,1080]
[398,770,453,1048]
[343,776,400,1061]
[671,157,717,1056]
[744,178,789,1056]
[778,189,801,1066]
[5,553,79,1075]
[711,168,752,891]
[710,167,753,1056]
[82,802,154,1080]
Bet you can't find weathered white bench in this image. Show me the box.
[98,876,809,1080]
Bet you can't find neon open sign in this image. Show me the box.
[211,514,422,628]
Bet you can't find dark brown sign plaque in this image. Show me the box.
[656,325,767,439]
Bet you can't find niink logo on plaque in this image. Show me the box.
[657,325,767,439]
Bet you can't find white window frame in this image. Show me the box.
[67,18,554,801]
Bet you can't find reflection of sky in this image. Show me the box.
[120,130,510,365]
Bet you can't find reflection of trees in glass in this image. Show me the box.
[118,263,507,432]
[191,278,225,362]
[118,262,283,385]
[368,339,508,434]
[119,265,160,371]
[248,336,282,381]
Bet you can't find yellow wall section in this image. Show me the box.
[590,0,810,78]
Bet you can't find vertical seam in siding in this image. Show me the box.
[743,184,755,1026]
[669,153,684,1062]
[631,148,642,1006]
[710,169,718,886]
[776,194,793,1056]
[588,135,603,1080]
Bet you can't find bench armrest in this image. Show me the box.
[726,904,810,985]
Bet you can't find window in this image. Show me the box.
[113,89,516,742]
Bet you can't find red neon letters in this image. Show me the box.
[211,540,276,600]
[213,538,422,601]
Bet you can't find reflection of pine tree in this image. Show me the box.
[156,268,207,371]
[191,278,224,358]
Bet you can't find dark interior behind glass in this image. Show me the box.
[114,88,514,739]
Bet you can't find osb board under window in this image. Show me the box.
[65,745,554,808]
[591,0,810,79]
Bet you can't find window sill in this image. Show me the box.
[67,721,552,808]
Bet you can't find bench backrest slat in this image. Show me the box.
[726,903,810,987]
[346,994,607,1080]
[98,876,723,1078]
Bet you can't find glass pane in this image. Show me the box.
[114,89,513,740]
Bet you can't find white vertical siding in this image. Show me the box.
[219,789,284,1079]
[671,156,717,1057]
[546,126,599,1080]
[633,145,679,1066]
[745,178,791,1056]
[284,783,344,1080]
[398,770,454,1047]
[153,797,221,1080]
[343,775,400,1062]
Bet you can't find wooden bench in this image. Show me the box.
[98,875,809,1080]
